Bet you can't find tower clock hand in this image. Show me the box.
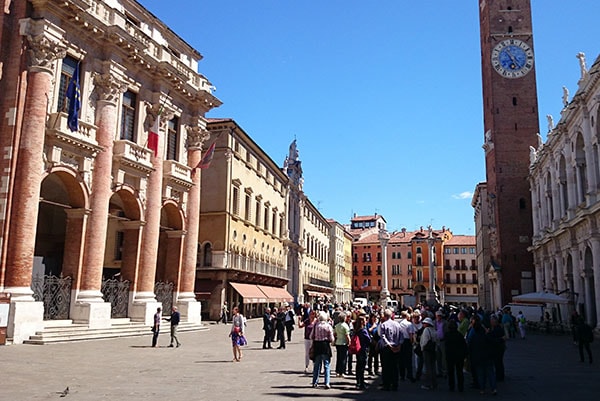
[504,48,522,69]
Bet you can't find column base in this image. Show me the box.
[129,293,162,325]
[71,301,112,329]
[7,299,44,344]
[176,297,202,324]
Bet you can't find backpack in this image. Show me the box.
[349,333,361,354]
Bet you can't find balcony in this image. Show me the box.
[113,140,154,175]
[163,159,193,189]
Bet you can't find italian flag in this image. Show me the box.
[148,113,160,156]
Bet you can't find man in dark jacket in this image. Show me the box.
[262,307,273,349]
[166,306,181,348]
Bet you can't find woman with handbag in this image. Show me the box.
[310,311,335,389]
[229,307,246,362]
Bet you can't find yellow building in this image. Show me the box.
[196,119,292,320]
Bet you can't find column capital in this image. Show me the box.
[20,18,67,73]
[144,101,175,131]
[185,125,211,150]
[93,61,128,105]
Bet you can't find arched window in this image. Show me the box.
[203,243,212,267]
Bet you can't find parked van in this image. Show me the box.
[353,297,368,309]
[386,299,399,313]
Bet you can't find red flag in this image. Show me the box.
[196,142,216,169]
[148,114,160,156]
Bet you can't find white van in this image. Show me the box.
[386,299,399,313]
[353,297,368,309]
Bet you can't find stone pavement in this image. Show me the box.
[1,318,599,400]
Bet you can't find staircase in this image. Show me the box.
[23,318,208,345]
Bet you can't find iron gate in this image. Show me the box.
[154,281,174,316]
[101,278,130,318]
[31,275,72,320]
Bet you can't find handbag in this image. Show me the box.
[309,343,315,361]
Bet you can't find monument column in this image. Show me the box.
[72,62,127,328]
[4,19,66,343]
[177,125,210,323]
[378,229,390,304]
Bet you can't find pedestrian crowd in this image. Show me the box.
[152,297,595,394]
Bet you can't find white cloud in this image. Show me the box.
[452,191,473,200]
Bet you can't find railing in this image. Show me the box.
[113,140,153,171]
[47,112,98,145]
[163,160,192,181]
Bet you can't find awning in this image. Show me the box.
[230,282,268,304]
[306,290,326,298]
[257,285,294,303]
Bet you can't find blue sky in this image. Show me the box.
[139,0,600,235]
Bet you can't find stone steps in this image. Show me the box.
[23,319,208,345]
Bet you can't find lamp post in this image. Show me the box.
[426,226,439,305]
[378,229,391,304]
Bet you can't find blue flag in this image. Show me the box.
[65,62,81,132]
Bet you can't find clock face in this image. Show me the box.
[491,39,534,78]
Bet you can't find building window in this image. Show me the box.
[272,209,277,235]
[255,198,261,227]
[264,204,269,230]
[57,56,79,112]
[166,116,179,160]
[407,251,412,259]
[416,247,422,254]
[453,247,459,254]
[461,247,467,254]
[232,186,240,215]
[473,287,478,294]
[447,287,451,294]
[470,247,476,254]
[120,90,137,141]
[203,243,212,267]
[244,193,251,221]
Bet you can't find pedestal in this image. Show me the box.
[71,301,112,329]
[7,299,44,344]
[129,292,162,325]
[177,296,202,324]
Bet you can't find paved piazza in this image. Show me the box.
[1,318,599,400]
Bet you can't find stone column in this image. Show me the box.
[582,109,598,202]
[378,229,391,304]
[177,125,209,323]
[130,100,172,324]
[4,19,66,344]
[590,237,600,328]
[72,62,127,328]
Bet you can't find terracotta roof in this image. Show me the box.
[444,235,475,246]
[350,214,386,223]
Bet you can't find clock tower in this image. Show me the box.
[479,0,539,306]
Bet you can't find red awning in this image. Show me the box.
[230,282,268,304]
[257,285,294,303]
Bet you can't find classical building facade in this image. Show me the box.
[478,0,540,306]
[0,0,219,343]
[388,229,417,306]
[328,219,352,303]
[443,235,478,307]
[196,119,292,320]
[529,53,600,328]
[301,199,332,302]
[349,214,387,302]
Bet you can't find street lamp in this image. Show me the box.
[426,226,439,305]
[378,229,391,304]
